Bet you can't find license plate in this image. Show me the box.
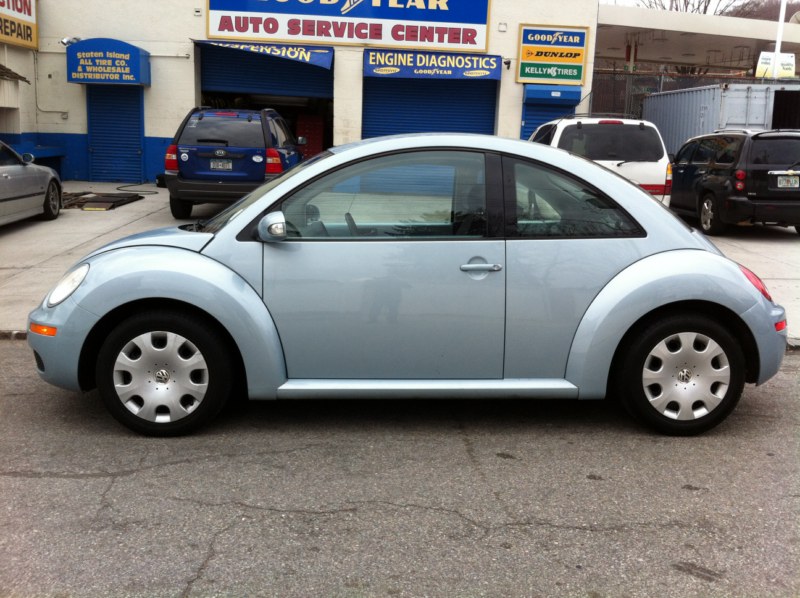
[210,159,232,171]
[777,175,799,188]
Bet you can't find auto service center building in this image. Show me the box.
[0,0,596,183]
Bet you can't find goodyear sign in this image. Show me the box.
[67,39,151,85]
[207,0,490,51]
[516,25,588,85]
[0,0,37,49]
[364,49,500,79]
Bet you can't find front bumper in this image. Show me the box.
[27,298,100,392]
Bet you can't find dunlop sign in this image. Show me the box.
[516,25,588,85]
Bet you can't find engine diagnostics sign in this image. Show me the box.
[516,25,589,85]
[207,0,490,51]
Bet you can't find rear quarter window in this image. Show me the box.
[178,116,266,148]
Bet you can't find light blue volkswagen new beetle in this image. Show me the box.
[28,134,787,436]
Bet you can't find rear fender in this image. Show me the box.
[566,250,759,398]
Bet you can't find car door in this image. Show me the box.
[502,156,647,378]
[671,139,717,212]
[270,118,303,170]
[262,149,506,380]
[0,145,39,221]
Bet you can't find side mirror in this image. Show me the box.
[257,211,288,242]
[296,136,307,146]
[22,153,34,164]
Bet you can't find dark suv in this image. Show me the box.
[670,129,800,235]
[164,107,305,219]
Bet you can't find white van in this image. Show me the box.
[529,117,672,205]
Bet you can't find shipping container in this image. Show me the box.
[642,83,800,155]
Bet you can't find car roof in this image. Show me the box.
[542,116,660,128]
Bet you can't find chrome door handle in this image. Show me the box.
[460,264,502,272]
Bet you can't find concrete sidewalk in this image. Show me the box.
[1,181,798,348]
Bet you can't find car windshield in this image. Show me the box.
[557,124,665,161]
[200,151,334,233]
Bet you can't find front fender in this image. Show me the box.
[566,250,760,398]
[75,246,285,398]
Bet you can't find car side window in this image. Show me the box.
[275,119,295,146]
[693,138,720,164]
[279,150,487,239]
[507,158,642,238]
[674,141,697,164]
[0,145,21,167]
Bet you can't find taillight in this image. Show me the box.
[165,144,178,171]
[665,162,672,196]
[739,264,772,301]
[734,169,746,192]
[266,148,283,175]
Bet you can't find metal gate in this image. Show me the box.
[362,77,498,138]
[87,85,144,183]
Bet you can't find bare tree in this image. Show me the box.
[725,0,800,20]
[636,0,746,15]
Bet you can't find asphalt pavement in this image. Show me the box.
[0,180,798,347]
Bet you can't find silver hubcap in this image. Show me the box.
[47,184,59,212]
[642,331,730,420]
[112,331,209,423]
[700,198,714,230]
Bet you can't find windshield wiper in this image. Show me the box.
[616,159,651,166]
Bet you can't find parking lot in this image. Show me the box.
[0,181,798,596]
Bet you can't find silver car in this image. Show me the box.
[27,134,787,436]
[0,140,62,227]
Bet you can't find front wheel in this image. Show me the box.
[169,196,193,219]
[96,311,233,436]
[40,180,61,220]
[616,315,745,435]
[699,193,726,235]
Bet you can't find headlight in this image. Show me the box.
[47,264,90,307]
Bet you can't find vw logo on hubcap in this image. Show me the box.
[677,368,693,384]
[154,369,171,384]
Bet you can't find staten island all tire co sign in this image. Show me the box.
[207,0,491,51]
[516,25,589,85]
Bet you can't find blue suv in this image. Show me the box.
[164,108,305,218]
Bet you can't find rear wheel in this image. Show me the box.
[699,193,726,235]
[617,314,745,435]
[40,180,61,220]
[96,310,232,436]
[169,196,193,219]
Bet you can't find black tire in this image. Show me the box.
[40,180,61,221]
[616,314,745,436]
[169,196,193,219]
[698,193,726,235]
[96,310,232,436]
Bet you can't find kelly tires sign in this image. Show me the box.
[207,0,490,51]
[516,25,589,86]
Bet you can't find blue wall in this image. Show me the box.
[0,132,170,183]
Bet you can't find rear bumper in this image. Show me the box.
[164,172,271,204]
[722,195,800,225]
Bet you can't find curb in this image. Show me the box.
[3,330,799,351]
